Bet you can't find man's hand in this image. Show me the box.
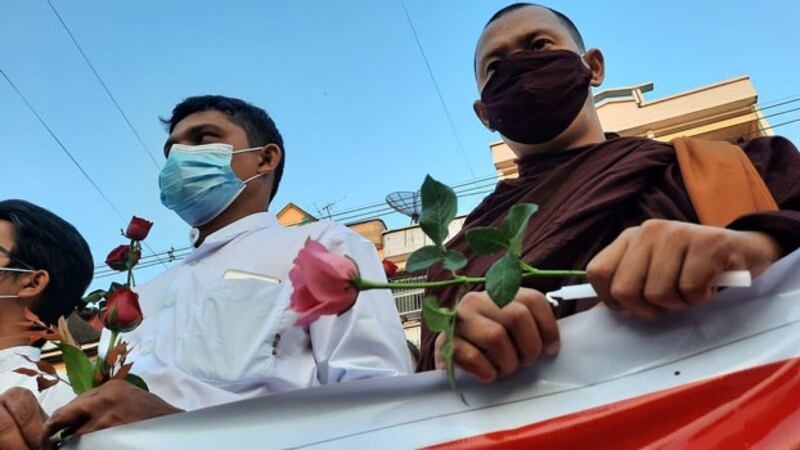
[587,219,783,319]
[0,387,47,450]
[434,288,560,383]
[41,380,182,449]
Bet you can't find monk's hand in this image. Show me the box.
[0,387,47,450]
[41,380,182,449]
[434,288,560,383]
[587,219,783,319]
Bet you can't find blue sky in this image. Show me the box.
[2,0,799,288]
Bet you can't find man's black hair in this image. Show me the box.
[0,200,93,326]
[161,95,285,201]
[485,3,585,51]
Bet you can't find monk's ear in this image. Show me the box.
[583,48,605,87]
[473,100,493,131]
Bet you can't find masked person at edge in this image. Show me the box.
[418,3,800,380]
[0,200,93,447]
[0,96,412,449]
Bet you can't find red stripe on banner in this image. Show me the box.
[425,357,800,450]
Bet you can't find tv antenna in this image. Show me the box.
[315,196,346,219]
[386,191,422,224]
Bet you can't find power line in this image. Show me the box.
[91,186,500,277]
[399,0,475,177]
[99,175,499,270]
[90,99,800,277]
[92,106,800,277]
[45,0,162,171]
[1,68,169,270]
[92,108,800,278]
[318,173,499,219]
[2,69,128,220]
[745,116,800,139]
[610,94,800,135]
[91,172,501,269]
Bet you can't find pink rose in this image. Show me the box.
[125,216,153,241]
[289,239,360,326]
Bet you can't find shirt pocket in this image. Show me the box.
[173,278,291,389]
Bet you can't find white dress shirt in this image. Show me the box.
[100,213,411,411]
[0,346,75,414]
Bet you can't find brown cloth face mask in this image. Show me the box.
[480,49,593,144]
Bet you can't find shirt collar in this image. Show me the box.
[0,346,40,372]
[185,212,280,263]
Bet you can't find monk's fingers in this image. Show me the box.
[458,291,503,320]
[456,311,519,377]
[495,300,542,366]
[587,228,633,310]
[0,401,30,450]
[643,235,690,311]
[451,337,498,383]
[678,234,738,305]
[0,387,46,450]
[612,230,665,319]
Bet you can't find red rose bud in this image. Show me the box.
[382,259,398,278]
[289,239,360,326]
[101,288,143,332]
[105,245,140,271]
[125,216,153,241]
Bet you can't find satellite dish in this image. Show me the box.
[386,191,422,224]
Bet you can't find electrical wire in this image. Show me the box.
[45,0,162,171]
[1,69,168,270]
[399,0,475,177]
[91,107,800,278]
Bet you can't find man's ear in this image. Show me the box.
[17,270,49,300]
[256,144,282,175]
[583,48,605,87]
[473,100,494,131]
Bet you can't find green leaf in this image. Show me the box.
[443,317,467,404]
[500,204,538,257]
[57,343,95,395]
[442,250,467,270]
[465,227,509,255]
[82,289,107,304]
[419,175,458,246]
[422,297,455,333]
[125,373,149,392]
[485,252,522,307]
[108,282,125,295]
[406,245,445,273]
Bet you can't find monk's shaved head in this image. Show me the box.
[474,3,587,87]
[485,3,584,51]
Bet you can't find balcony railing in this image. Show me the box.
[390,274,426,320]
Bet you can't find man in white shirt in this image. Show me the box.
[34,95,411,444]
[0,200,93,447]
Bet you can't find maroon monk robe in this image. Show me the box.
[417,135,800,371]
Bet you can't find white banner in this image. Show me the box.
[69,248,800,449]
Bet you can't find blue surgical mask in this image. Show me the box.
[159,143,266,227]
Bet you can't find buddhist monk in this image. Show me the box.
[417,3,800,381]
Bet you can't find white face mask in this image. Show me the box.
[0,267,36,299]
